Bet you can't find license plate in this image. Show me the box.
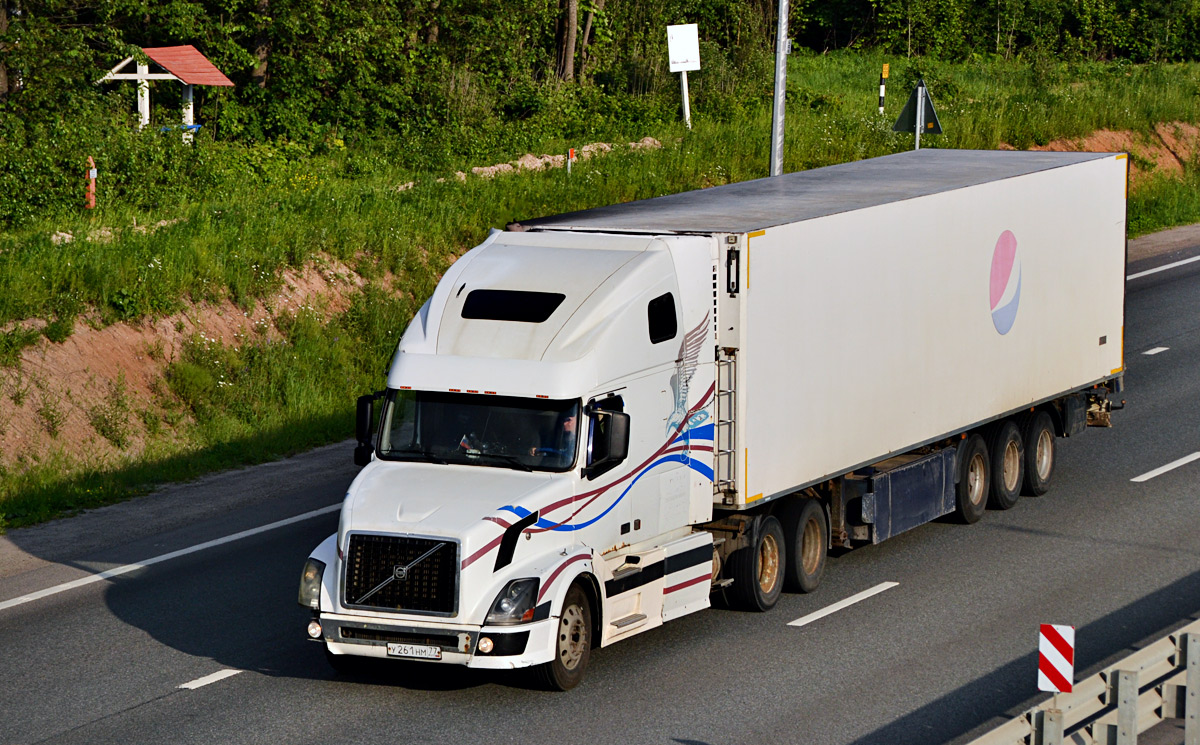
[387,642,442,660]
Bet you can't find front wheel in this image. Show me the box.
[727,515,785,611]
[535,583,592,691]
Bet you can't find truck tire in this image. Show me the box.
[728,515,785,611]
[955,434,990,524]
[782,499,827,593]
[988,420,1024,510]
[1022,411,1056,496]
[535,583,592,691]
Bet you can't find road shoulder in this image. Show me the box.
[0,439,356,581]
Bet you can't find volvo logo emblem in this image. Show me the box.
[393,565,409,581]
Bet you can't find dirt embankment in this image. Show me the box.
[1001,122,1199,185]
[1,127,1194,475]
[0,258,361,470]
[0,136,666,474]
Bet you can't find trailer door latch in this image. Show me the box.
[726,248,740,296]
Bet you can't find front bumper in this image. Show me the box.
[315,613,557,670]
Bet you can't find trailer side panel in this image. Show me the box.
[735,154,1126,505]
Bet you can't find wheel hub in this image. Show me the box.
[1003,441,1020,491]
[801,517,822,575]
[558,604,587,671]
[758,533,780,593]
[1036,430,1053,480]
[968,453,986,504]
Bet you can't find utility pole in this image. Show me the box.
[769,0,789,176]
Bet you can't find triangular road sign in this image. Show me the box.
[892,79,942,135]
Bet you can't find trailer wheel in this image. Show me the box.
[782,500,827,593]
[988,420,1024,510]
[535,583,592,691]
[728,515,785,611]
[955,434,990,524]
[1022,411,1056,496]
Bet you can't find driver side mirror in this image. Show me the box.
[583,410,630,480]
[354,393,377,467]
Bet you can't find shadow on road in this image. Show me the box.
[845,568,1200,745]
[0,428,561,695]
[92,506,546,691]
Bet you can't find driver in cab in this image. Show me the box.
[530,412,577,468]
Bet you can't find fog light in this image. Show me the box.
[478,636,494,654]
[307,620,323,639]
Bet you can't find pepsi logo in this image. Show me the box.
[989,230,1021,335]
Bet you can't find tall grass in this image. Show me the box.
[4,56,1197,330]
[1,55,1198,528]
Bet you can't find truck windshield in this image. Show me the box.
[377,389,580,472]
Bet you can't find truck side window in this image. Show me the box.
[590,395,624,414]
[648,292,677,344]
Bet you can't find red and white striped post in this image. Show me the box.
[567,147,576,176]
[1039,623,1075,701]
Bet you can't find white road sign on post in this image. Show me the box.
[1038,623,1075,694]
[667,24,700,129]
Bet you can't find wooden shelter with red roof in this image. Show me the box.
[100,45,233,141]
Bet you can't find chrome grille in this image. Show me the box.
[343,534,457,615]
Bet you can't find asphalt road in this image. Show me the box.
[2,239,1199,745]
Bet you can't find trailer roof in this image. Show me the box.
[513,149,1117,234]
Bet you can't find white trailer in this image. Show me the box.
[300,149,1127,688]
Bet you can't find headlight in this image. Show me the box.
[485,578,540,625]
[298,558,326,609]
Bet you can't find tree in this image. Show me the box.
[0,4,9,100]
[252,0,270,89]
[557,0,578,80]
[578,0,605,74]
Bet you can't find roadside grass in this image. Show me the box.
[1,55,1197,528]
[791,53,1200,148]
[0,411,348,530]
[3,56,1197,332]
[1128,170,1200,236]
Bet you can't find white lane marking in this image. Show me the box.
[179,669,243,690]
[1143,347,1170,355]
[0,504,340,613]
[788,581,899,628]
[1127,255,1200,280]
[1131,452,1200,483]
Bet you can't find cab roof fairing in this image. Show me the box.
[393,229,502,357]
[388,231,683,396]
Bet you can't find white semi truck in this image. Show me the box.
[299,149,1127,689]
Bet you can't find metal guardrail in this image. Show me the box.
[968,620,1198,745]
